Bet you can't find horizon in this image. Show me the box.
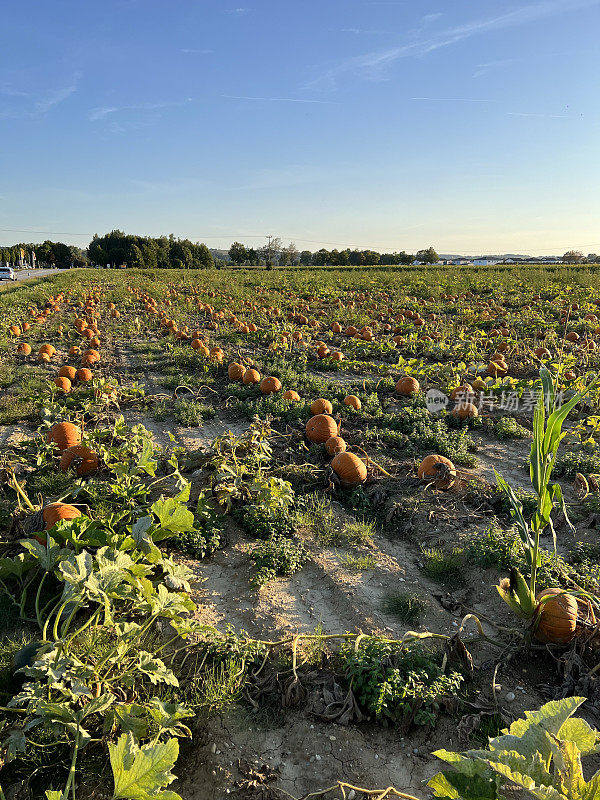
[2,0,599,254]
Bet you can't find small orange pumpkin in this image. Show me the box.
[17,342,32,355]
[325,436,346,456]
[53,376,72,393]
[58,365,78,381]
[310,398,333,415]
[344,395,361,411]
[417,454,456,489]
[283,390,301,401]
[42,502,82,530]
[243,369,261,385]
[76,368,93,382]
[228,362,246,381]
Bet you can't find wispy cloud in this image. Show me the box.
[306,0,600,88]
[411,97,492,103]
[225,7,247,13]
[223,94,341,105]
[472,57,520,78]
[508,111,569,118]
[181,48,213,54]
[89,98,193,121]
[35,71,82,113]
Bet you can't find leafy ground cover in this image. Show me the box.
[1,265,600,799]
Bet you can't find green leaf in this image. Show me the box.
[110,733,181,800]
[559,717,600,756]
[428,770,500,800]
[150,496,194,538]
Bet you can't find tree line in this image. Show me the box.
[0,240,88,267]
[88,230,213,269]
[228,239,439,266]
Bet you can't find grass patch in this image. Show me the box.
[420,546,465,585]
[381,592,427,624]
[340,553,377,572]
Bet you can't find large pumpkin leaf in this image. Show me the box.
[109,732,181,800]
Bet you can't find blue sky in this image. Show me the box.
[1,0,599,255]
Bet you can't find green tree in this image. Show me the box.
[415,247,439,264]
[563,250,584,263]
[228,241,247,265]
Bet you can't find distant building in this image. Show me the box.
[473,257,503,266]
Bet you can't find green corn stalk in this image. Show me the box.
[495,367,597,619]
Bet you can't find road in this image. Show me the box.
[9,268,63,284]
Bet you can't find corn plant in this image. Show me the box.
[495,367,597,620]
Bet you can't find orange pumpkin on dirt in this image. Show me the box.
[306,414,338,444]
[76,368,93,382]
[260,376,282,395]
[59,445,99,477]
[283,390,301,401]
[53,377,72,393]
[344,395,361,411]
[451,402,479,420]
[242,369,261,385]
[81,349,100,365]
[9,325,21,336]
[17,343,32,356]
[325,436,346,456]
[58,365,78,381]
[331,452,367,487]
[310,398,333,415]
[38,344,56,357]
[534,589,579,644]
[418,455,456,489]
[395,376,420,396]
[46,422,82,451]
[228,362,246,381]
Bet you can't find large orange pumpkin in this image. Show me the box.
[395,376,420,396]
[534,589,578,644]
[76,368,93,382]
[260,376,282,395]
[46,422,82,451]
[306,414,338,443]
[42,502,82,530]
[17,343,32,356]
[59,445,99,477]
[331,452,367,487]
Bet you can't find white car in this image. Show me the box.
[0,266,17,281]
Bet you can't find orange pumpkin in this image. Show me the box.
[283,390,301,401]
[76,368,93,382]
[260,376,282,395]
[242,368,261,385]
[534,589,578,644]
[331,452,367,487]
[59,445,99,477]
[58,365,78,381]
[310,398,333,415]
[344,395,361,411]
[228,362,246,381]
[46,422,82,451]
[395,376,420,396]
[53,376,72,393]
[38,344,56,357]
[306,414,338,443]
[452,402,479,420]
[17,342,32,355]
[325,436,346,456]
[42,502,82,530]
[9,325,21,336]
[417,454,456,489]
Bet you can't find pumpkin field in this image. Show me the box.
[3,264,600,800]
